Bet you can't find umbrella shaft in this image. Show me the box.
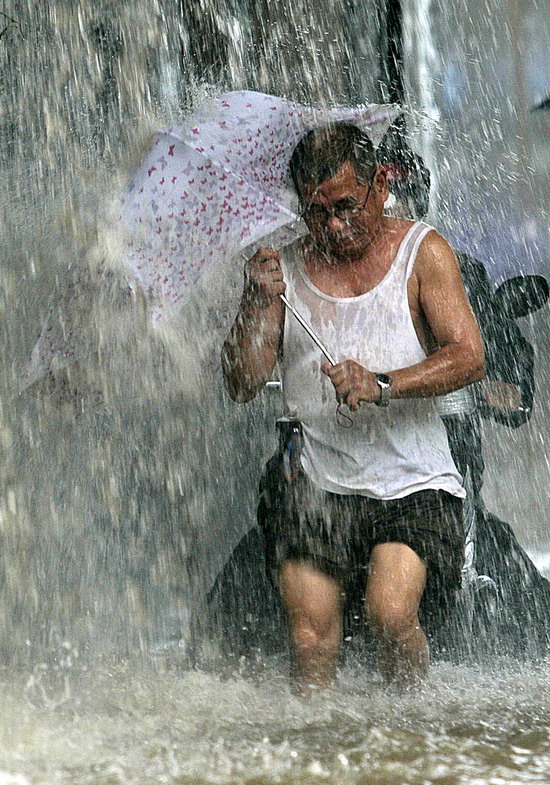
[280,294,336,366]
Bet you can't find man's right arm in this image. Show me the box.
[221,248,286,403]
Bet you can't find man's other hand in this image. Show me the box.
[321,360,380,410]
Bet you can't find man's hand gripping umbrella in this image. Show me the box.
[244,247,336,365]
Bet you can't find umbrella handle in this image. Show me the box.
[279,294,336,366]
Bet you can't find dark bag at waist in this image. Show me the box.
[275,420,303,482]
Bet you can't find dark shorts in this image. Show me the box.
[257,452,465,628]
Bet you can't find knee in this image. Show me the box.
[365,599,419,643]
[289,611,340,655]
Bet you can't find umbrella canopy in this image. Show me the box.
[121,90,401,318]
[24,91,400,386]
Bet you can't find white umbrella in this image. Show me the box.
[120,90,401,319]
[25,90,400,384]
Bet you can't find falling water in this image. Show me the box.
[0,0,549,782]
[404,0,550,552]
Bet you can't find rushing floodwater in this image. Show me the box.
[0,655,549,784]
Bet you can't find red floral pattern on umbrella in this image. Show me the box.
[24,91,400,386]
[121,90,401,319]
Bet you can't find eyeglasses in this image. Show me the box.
[300,178,375,227]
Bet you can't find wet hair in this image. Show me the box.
[289,123,378,196]
[376,126,431,218]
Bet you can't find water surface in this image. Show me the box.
[1,655,549,784]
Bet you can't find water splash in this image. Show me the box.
[0,1,549,782]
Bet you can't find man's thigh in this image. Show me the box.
[365,542,427,623]
[258,457,357,581]
[279,559,344,629]
[359,490,465,629]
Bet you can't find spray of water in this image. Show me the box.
[0,1,548,783]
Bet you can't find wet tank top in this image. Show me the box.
[279,220,465,500]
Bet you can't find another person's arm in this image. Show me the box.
[456,252,532,426]
[222,248,286,402]
[323,231,485,409]
[479,323,534,427]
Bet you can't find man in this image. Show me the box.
[222,124,484,689]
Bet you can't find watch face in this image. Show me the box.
[377,374,392,387]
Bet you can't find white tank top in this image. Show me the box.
[280,221,465,500]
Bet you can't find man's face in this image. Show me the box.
[299,161,387,261]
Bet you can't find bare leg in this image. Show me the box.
[365,542,428,685]
[279,559,343,691]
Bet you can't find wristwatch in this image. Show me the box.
[374,373,393,407]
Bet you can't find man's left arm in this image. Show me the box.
[388,230,485,399]
[323,231,485,409]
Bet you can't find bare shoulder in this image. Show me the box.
[416,228,460,273]
[410,229,465,306]
[406,225,480,352]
